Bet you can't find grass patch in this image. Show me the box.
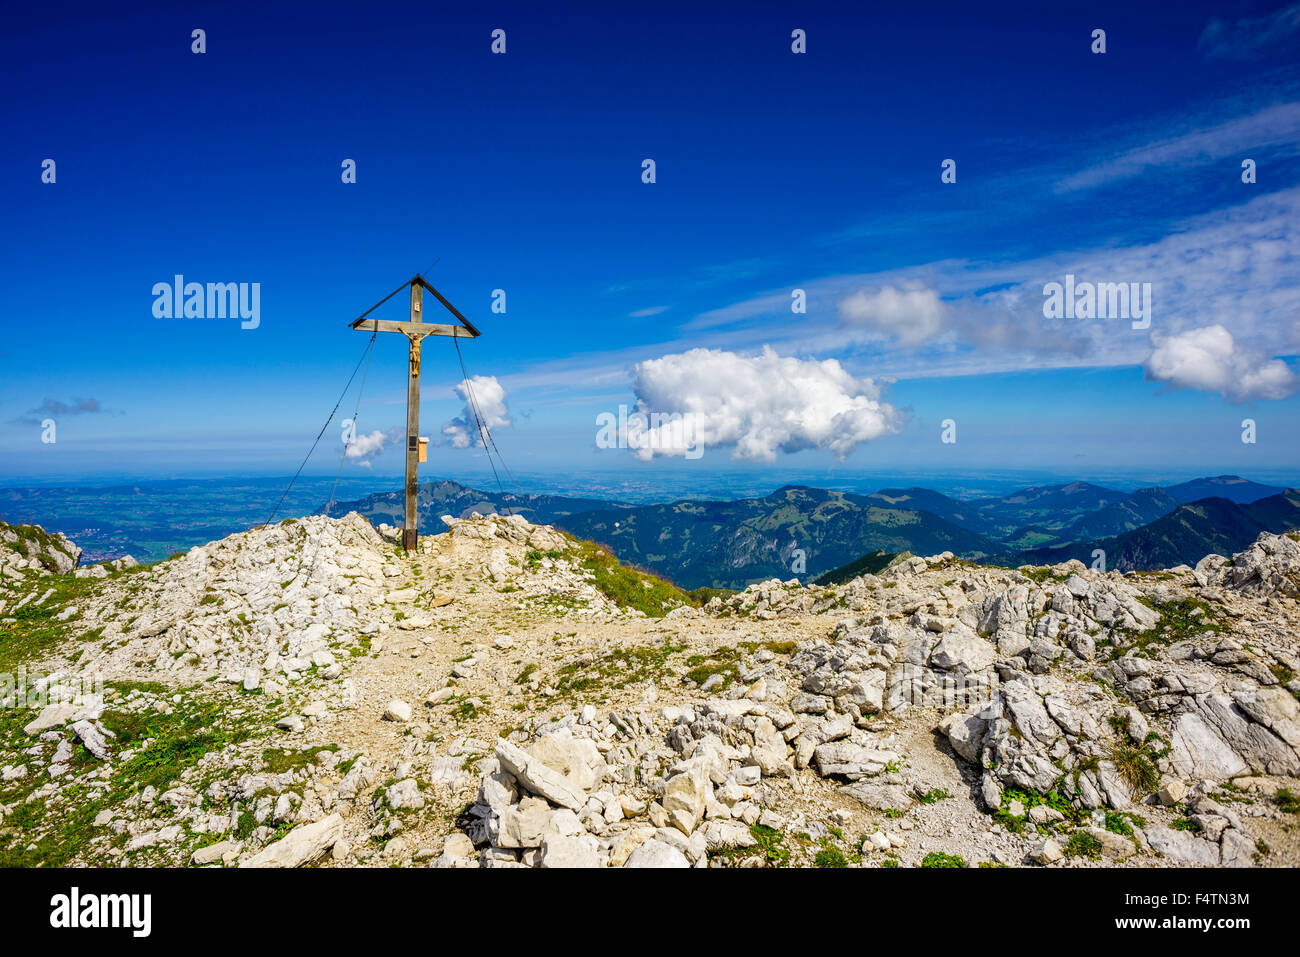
[748,824,789,866]
[553,640,687,700]
[684,646,743,690]
[1108,742,1161,797]
[0,573,103,670]
[919,851,965,868]
[685,586,737,606]
[1064,830,1102,860]
[993,787,1082,833]
[107,698,252,794]
[570,540,692,617]
[917,788,951,805]
[261,745,338,775]
[1275,787,1300,815]
[813,842,852,868]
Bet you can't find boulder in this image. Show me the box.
[928,624,995,673]
[1145,825,1220,866]
[495,739,587,810]
[239,814,343,868]
[624,839,691,868]
[1169,713,1248,780]
[537,834,599,868]
[497,796,552,849]
[383,700,412,723]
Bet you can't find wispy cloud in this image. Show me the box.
[16,397,114,425]
[494,96,1300,409]
[1055,100,1300,193]
[548,185,1300,390]
[1199,4,1300,60]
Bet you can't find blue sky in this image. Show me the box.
[2,0,1299,489]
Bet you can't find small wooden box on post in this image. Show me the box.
[350,276,480,551]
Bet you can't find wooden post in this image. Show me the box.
[403,282,423,551]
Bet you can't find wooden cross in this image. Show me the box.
[350,276,480,551]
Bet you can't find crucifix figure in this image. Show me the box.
[350,276,480,551]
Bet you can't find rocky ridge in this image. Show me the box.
[0,512,1297,868]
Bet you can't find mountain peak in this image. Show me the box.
[3,510,1297,870]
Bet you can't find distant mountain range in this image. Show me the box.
[319,479,633,528]
[1008,490,1300,572]
[325,474,1298,590]
[554,487,999,590]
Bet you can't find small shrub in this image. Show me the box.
[920,851,965,868]
[1065,830,1102,860]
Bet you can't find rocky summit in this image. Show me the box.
[1,510,1298,869]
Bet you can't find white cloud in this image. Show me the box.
[658,186,1300,383]
[1144,324,1298,401]
[443,375,511,448]
[345,428,390,459]
[628,346,903,462]
[838,282,946,346]
[629,305,670,318]
[1198,4,1300,59]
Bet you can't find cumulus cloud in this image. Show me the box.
[341,424,401,468]
[345,429,390,458]
[1144,325,1298,401]
[628,346,902,462]
[838,282,945,346]
[443,375,511,448]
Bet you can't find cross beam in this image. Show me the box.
[350,276,480,551]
